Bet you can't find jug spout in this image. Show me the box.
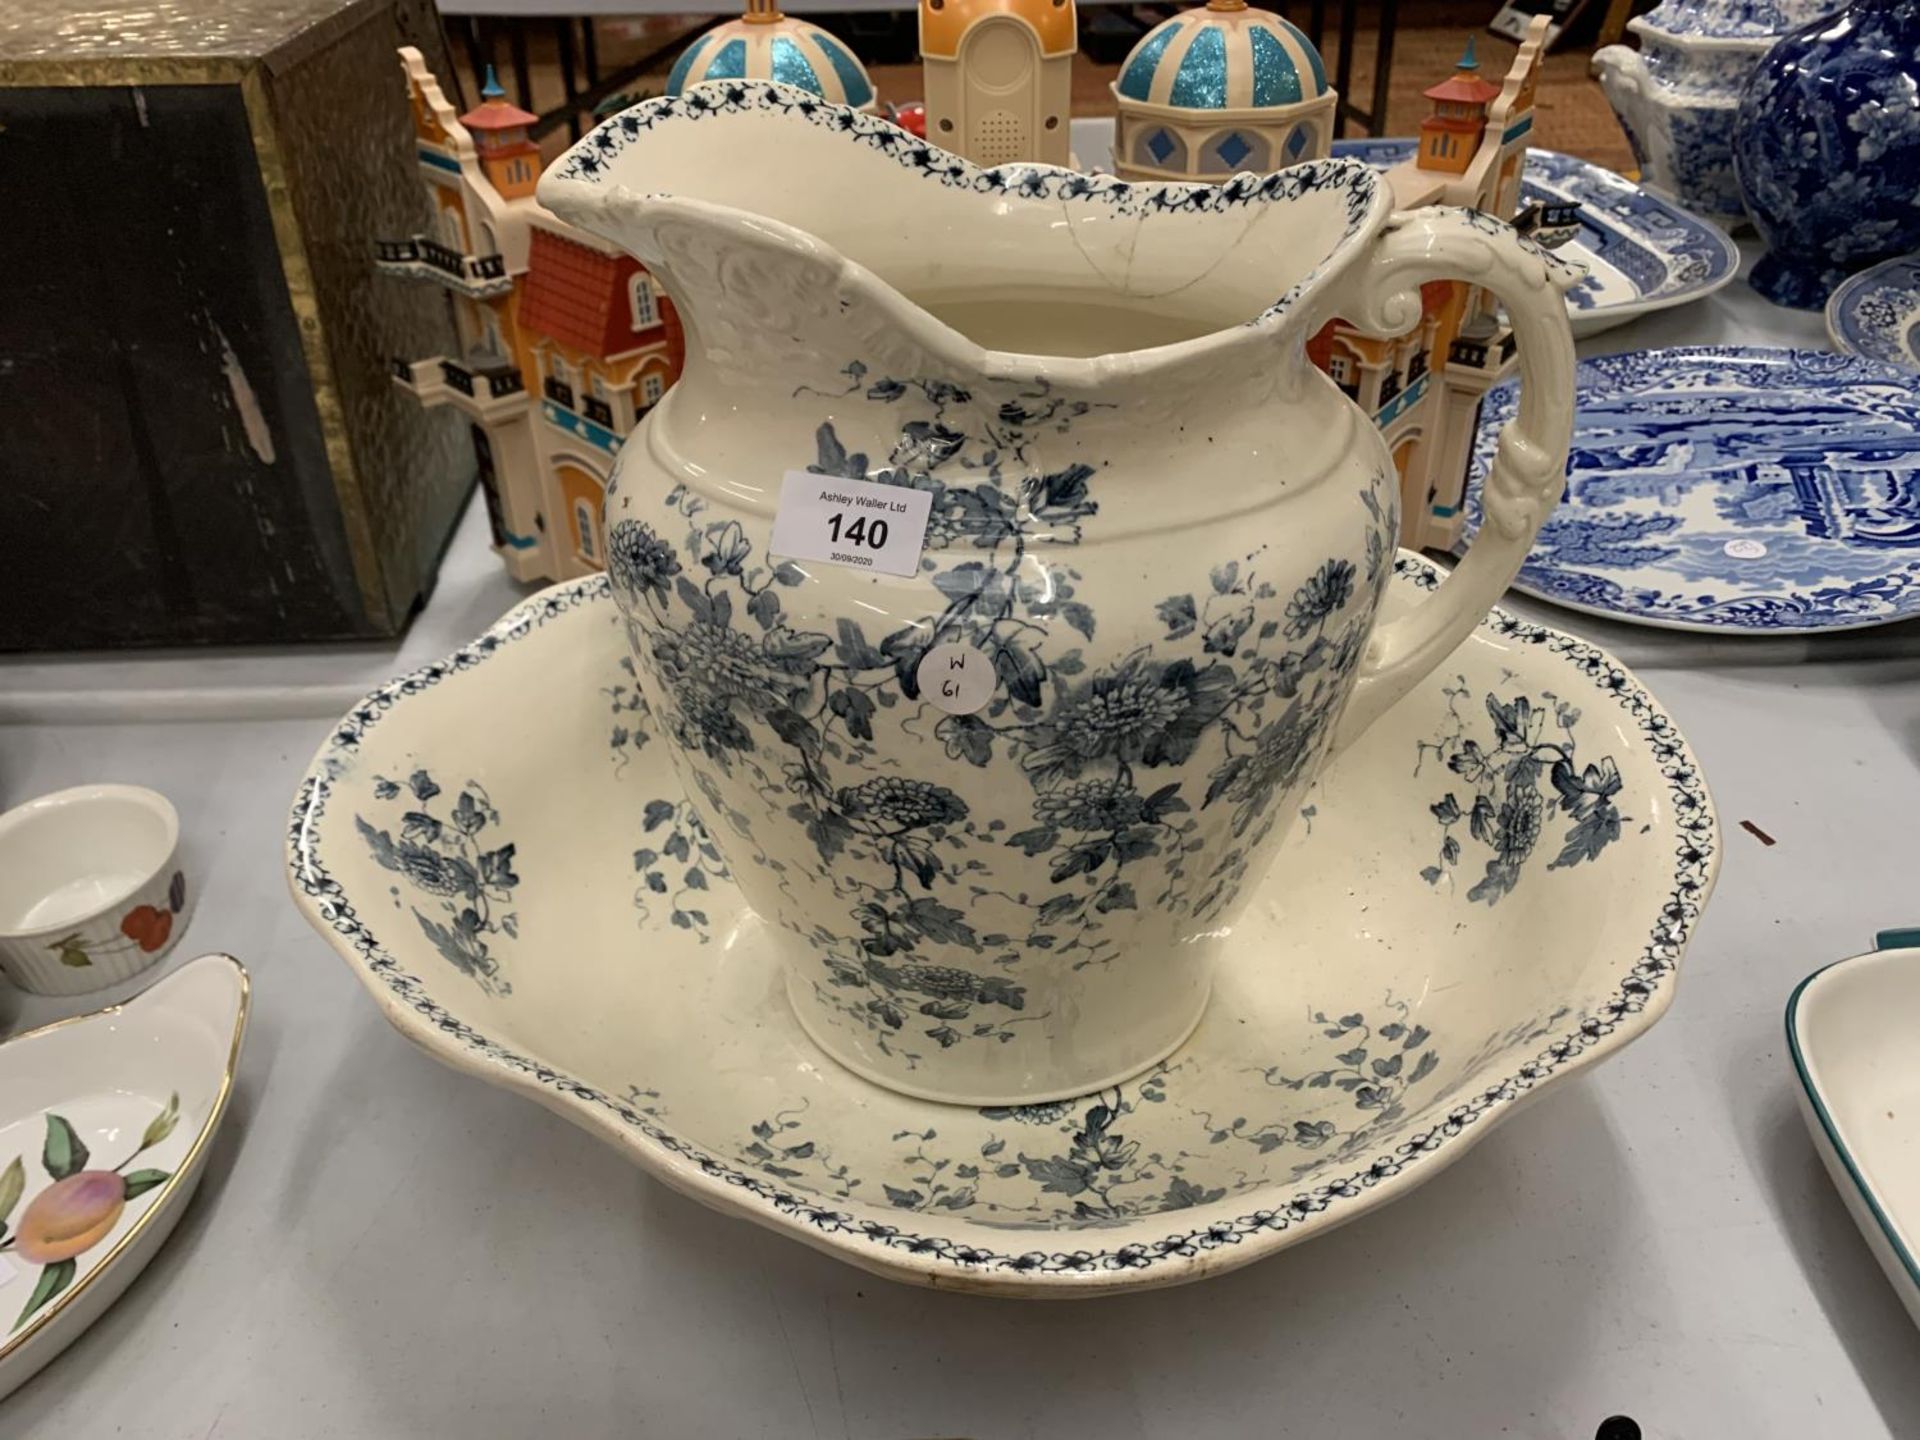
[537,83,1390,416]
[543,185,963,408]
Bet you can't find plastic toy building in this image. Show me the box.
[375,53,685,583]
[665,0,877,111]
[919,0,1078,166]
[1109,0,1336,181]
[1311,22,1556,549]
[1105,11,1560,548]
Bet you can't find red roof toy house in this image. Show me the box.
[375,54,684,582]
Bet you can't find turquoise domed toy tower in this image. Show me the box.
[667,0,879,113]
[1111,0,1336,181]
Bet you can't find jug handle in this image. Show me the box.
[1326,206,1579,756]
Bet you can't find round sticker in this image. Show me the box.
[916,643,997,716]
[1723,538,1768,559]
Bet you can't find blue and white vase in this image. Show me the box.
[1592,0,1833,228]
[1733,0,1920,308]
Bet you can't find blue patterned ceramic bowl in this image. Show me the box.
[1827,254,1920,369]
[287,556,1717,1294]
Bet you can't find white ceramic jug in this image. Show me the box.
[540,83,1577,1105]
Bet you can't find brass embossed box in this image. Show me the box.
[0,0,471,647]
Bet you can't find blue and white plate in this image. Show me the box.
[1827,255,1920,370]
[1462,346,1920,634]
[1334,140,1739,339]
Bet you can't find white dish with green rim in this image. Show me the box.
[0,954,249,1399]
[1787,932,1920,1329]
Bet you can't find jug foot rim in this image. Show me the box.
[783,968,1213,1109]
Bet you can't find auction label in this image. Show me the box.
[768,471,932,578]
[916,643,997,715]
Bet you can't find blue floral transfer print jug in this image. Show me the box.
[539,82,1578,1104]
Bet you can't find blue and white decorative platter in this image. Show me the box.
[1827,255,1920,371]
[287,554,1717,1295]
[1333,140,1739,339]
[1463,346,1920,634]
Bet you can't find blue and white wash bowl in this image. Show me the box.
[287,556,1718,1295]
[1593,0,1833,228]
[1733,0,1920,308]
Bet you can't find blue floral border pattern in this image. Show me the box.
[288,556,1715,1280]
[556,81,1379,220]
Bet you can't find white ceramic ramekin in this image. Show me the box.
[0,785,191,996]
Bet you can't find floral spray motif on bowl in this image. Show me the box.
[357,770,520,995]
[603,654,732,939]
[1418,682,1626,903]
[641,991,1455,1226]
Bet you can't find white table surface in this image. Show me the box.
[6,184,1920,1438]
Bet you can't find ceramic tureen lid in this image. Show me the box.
[1634,0,1831,41]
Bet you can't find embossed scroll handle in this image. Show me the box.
[1328,207,1579,755]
